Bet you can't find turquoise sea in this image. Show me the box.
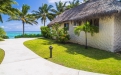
[6,31,41,39]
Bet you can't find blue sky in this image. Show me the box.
[0,0,82,31]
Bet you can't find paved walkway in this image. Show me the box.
[0,38,106,75]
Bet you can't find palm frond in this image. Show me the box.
[0,14,3,23]
[74,26,83,36]
[22,4,30,15]
[32,4,55,26]
[47,5,53,11]
[7,16,21,22]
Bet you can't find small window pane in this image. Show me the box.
[64,23,69,30]
[74,22,76,26]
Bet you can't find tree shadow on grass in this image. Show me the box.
[62,43,121,60]
[37,38,121,60]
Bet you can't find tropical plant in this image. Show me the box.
[0,27,6,37]
[15,34,42,38]
[51,1,67,16]
[40,26,52,38]
[33,4,55,26]
[74,21,98,49]
[8,4,38,35]
[0,0,17,23]
[58,28,70,43]
[51,23,60,40]
[52,23,70,43]
[66,0,80,9]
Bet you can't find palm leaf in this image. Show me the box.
[22,4,30,15]
[0,14,3,23]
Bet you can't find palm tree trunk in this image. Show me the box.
[44,20,45,26]
[85,32,88,49]
[22,21,25,35]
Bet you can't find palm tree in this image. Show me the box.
[8,4,38,35]
[66,0,80,9]
[0,0,17,23]
[33,4,55,26]
[51,1,67,16]
[74,22,97,49]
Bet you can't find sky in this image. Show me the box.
[0,0,82,31]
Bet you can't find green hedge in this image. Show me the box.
[1,35,9,39]
[15,34,42,38]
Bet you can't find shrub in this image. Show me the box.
[58,28,70,43]
[40,26,52,38]
[0,27,6,37]
[15,34,42,38]
[1,35,9,39]
[51,23,70,43]
[0,37,4,41]
[0,27,9,40]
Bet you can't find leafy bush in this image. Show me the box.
[15,34,42,38]
[0,27,9,40]
[0,37,4,41]
[0,27,6,37]
[51,23,70,43]
[40,26,52,38]
[58,28,70,43]
[1,35,9,39]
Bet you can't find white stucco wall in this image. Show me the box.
[61,17,115,52]
[113,14,121,52]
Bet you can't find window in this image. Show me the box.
[89,18,99,27]
[94,19,99,27]
[88,18,99,32]
[64,23,69,30]
[73,21,82,26]
[78,21,82,25]
[117,0,121,2]
[74,21,77,26]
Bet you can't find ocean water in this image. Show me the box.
[6,31,41,39]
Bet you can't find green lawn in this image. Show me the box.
[0,48,5,64]
[24,38,121,75]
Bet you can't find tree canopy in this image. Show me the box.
[8,4,38,35]
[0,0,17,23]
[33,4,55,26]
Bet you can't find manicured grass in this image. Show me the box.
[24,38,121,75]
[0,49,5,64]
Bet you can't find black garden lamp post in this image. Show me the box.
[49,46,53,58]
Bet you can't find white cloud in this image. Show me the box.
[1,26,4,28]
[48,0,73,3]
[16,26,22,29]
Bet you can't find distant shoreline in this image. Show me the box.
[6,31,40,32]
[6,31,41,39]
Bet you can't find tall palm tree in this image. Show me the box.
[66,0,80,9]
[0,0,17,23]
[8,4,38,35]
[33,4,55,26]
[51,1,67,16]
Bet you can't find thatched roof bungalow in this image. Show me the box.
[48,0,121,52]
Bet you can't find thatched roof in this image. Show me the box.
[48,0,121,26]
